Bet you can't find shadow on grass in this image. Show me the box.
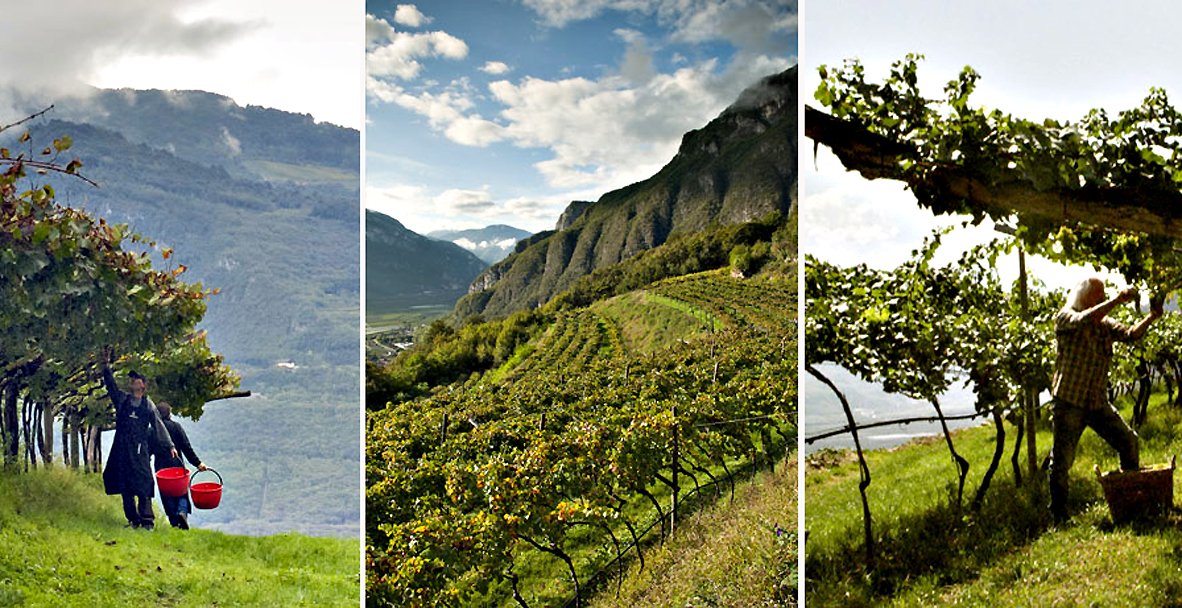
[806,476,1064,606]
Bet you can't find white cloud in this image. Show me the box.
[521,0,796,57]
[669,0,797,55]
[394,4,432,28]
[521,0,654,27]
[221,126,241,155]
[436,187,498,215]
[365,13,468,81]
[367,181,590,234]
[480,61,512,75]
[444,115,506,146]
[487,55,791,189]
[0,1,251,113]
[617,30,656,85]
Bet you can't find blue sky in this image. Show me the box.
[365,0,796,234]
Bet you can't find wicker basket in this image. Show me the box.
[1094,455,1175,523]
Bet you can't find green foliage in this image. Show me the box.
[816,55,1182,286]
[367,272,796,606]
[0,127,238,463]
[805,231,1056,408]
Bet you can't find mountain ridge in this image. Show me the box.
[456,66,798,319]
[428,224,533,264]
[366,209,489,311]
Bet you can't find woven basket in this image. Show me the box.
[1094,455,1175,523]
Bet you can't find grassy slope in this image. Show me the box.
[806,393,1182,607]
[589,459,798,608]
[0,467,358,607]
[591,289,715,354]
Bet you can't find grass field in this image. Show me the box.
[589,458,797,607]
[0,466,359,607]
[806,392,1182,607]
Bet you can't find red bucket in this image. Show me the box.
[190,468,223,510]
[155,467,190,498]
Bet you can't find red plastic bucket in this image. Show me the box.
[190,468,223,510]
[155,467,190,497]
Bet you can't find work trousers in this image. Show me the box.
[121,492,155,528]
[1049,397,1139,519]
[161,493,192,527]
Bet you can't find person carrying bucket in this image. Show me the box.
[100,349,176,530]
[152,401,209,530]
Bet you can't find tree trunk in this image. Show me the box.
[62,419,71,468]
[807,364,874,568]
[69,425,81,471]
[38,401,54,466]
[972,408,1006,511]
[3,382,18,465]
[88,426,103,473]
[930,397,970,507]
[1011,412,1025,487]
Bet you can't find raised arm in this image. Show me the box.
[1119,293,1166,342]
[99,354,126,411]
[1081,287,1138,322]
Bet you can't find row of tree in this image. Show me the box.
[0,117,238,473]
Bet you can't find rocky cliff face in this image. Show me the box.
[457,66,797,319]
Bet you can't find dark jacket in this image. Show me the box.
[153,414,201,472]
[101,366,173,497]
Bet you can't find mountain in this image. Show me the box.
[456,66,797,319]
[9,90,360,537]
[50,87,358,183]
[428,224,533,264]
[366,210,489,311]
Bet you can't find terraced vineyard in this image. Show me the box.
[366,269,797,606]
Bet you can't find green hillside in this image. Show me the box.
[366,210,488,320]
[805,392,1182,607]
[0,467,358,607]
[367,250,797,606]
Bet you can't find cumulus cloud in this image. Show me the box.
[0,0,251,110]
[671,0,796,55]
[394,4,432,27]
[480,61,512,75]
[366,11,468,82]
[521,0,796,56]
[444,116,506,147]
[367,182,580,233]
[486,53,790,189]
[521,0,655,27]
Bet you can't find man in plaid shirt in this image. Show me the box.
[1049,278,1162,522]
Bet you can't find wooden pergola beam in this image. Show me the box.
[805,105,1182,239]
